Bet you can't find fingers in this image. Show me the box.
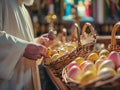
[41,31,56,40]
[41,33,48,38]
[38,45,48,56]
[23,43,48,60]
[35,37,49,47]
[48,30,56,40]
[35,32,56,47]
[24,54,42,60]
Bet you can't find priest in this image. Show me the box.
[0,31,48,90]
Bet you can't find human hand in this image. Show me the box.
[42,30,56,40]
[35,31,56,47]
[23,43,48,60]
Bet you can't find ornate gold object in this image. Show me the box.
[45,13,57,32]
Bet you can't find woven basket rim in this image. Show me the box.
[61,22,120,89]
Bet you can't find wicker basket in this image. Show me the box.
[61,22,120,90]
[45,23,96,75]
[43,23,97,90]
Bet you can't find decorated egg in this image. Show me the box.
[97,67,116,77]
[108,51,120,69]
[99,49,110,57]
[80,70,96,85]
[67,61,78,70]
[68,65,81,82]
[87,52,99,62]
[74,57,85,66]
[98,60,115,70]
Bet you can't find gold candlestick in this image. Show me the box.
[45,13,57,40]
[45,13,57,31]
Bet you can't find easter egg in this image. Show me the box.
[98,60,115,70]
[99,49,109,57]
[74,57,85,66]
[68,65,81,82]
[99,55,108,61]
[87,52,99,62]
[82,62,96,72]
[58,48,66,56]
[67,61,78,70]
[64,43,75,52]
[95,59,104,70]
[80,70,96,85]
[79,61,92,70]
[97,67,116,77]
[108,51,120,69]
[51,53,60,62]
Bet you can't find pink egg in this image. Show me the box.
[108,51,120,69]
[67,61,78,69]
[68,65,81,82]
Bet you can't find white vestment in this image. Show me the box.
[0,31,41,90]
[1,0,34,42]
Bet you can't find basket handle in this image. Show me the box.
[71,23,81,47]
[111,22,120,50]
[82,23,96,38]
